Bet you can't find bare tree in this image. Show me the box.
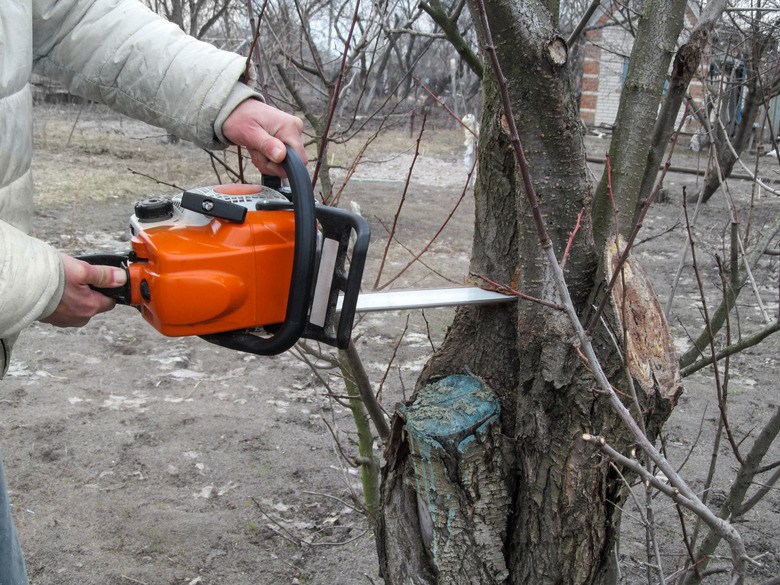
[142,0,236,39]
[251,0,481,197]
[374,0,774,583]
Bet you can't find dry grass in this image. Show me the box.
[31,103,467,208]
[32,103,243,205]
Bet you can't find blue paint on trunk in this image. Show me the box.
[400,374,500,450]
[400,374,501,565]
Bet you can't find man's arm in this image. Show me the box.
[28,1,308,331]
[33,0,250,149]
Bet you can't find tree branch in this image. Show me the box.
[566,0,603,47]
[419,0,484,78]
[681,320,780,377]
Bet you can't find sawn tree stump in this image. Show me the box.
[378,374,514,584]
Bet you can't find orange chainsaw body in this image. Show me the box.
[128,185,296,337]
[78,148,370,356]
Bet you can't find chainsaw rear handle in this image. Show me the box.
[74,253,132,305]
[200,146,317,356]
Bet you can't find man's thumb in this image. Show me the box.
[268,140,286,163]
[89,265,127,288]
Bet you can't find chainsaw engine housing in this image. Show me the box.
[128,184,297,337]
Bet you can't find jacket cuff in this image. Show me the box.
[214,82,264,145]
[38,255,66,322]
[0,221,65,339]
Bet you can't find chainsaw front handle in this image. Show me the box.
[201,146,317,356]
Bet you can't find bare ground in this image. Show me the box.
[1,103,779,584]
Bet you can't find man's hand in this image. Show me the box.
[41,255,127,328]
[222,99,307,177]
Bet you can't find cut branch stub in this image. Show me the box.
[546,36,568,67]
[395,374,514,584]
[605,237,682,419]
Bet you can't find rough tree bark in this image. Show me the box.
[376,0,687,583]
[592,0,688,246]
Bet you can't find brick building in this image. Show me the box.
[579,4,704,132]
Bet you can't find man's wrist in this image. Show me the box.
[214,82,263,145]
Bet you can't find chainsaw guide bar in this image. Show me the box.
[340,287,516,314]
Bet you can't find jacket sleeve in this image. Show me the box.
[0,220,65,340]
[31,0,254,149]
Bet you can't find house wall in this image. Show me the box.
[580,6,703,135]
[580,24,633,127]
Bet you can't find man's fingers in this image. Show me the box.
[41,256,122,328]
[248,149,285,177]
[250,133,287,169]
[221,100,308,174]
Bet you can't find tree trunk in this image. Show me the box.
[376,0,683,583]
[592,0,687,246]
[378,375,514,584]
[633,0,727,227]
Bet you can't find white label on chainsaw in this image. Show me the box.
[310,238,339,327]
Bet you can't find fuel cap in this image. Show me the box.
[135,197,174,222]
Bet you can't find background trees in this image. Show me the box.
[142,0,238,39]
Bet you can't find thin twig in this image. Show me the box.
[303,490,363,514]
[470,273,563,311]
[711,117,771,324]
[375,216,462,284]
[377,315,410,404]
[378,154,474,290]
[683,198,743,465]
[421,310,437,355]
[311,0,362,189]
[119,576,148,585]
[320,415,359,468]
[126,168,185,191]
[374,117,427,289]
[560,208,585,270]
[66,101,86,148]
[245,0,270,98]
[741,466,780,515]
[413,77,478,138]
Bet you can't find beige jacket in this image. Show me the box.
[1,0,257,374]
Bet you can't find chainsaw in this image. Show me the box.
[78,147,514,356]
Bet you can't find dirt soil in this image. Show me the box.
[2,104,779,585]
